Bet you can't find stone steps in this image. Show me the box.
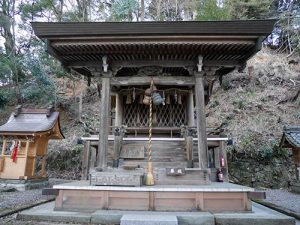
[123,161,188,168]
[120,214,178,225]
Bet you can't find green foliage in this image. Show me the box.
[0,88,12,109]
[110,0,139,21]
[196,0,230,21]
[233,99,247,110]
[228,0,273,19]
[21,54,55,104]
[236,132,288,161]
[20,0,51,21]
[0,55,12,84]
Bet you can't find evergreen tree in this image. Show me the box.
[196,0,230,21]
[228,0,273,19]
[110,0,139,21]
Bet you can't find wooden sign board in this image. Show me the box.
[166,168,186,176]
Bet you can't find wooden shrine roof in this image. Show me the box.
[0,107,64,138]
[32,20,275,37]
[280,125,300,150]
[32,20,276,77]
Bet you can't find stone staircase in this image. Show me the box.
[118,140,210,185]
[121,140,187,167]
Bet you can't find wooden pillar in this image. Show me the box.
[97,76,111,170]
[113,135,122,167]
[1,139,7,155]
[220,140,229,181]
[115,93,123,126]
[194,73,208,169]
[81,140,91,180]
[24,140,30,178]
[187,90,195,127]
[185,136,193,168]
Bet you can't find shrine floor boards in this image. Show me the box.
[17,201,295,225]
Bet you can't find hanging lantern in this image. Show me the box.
[126,93,132,104]
[139,94,143,104]
[166,94,171,105]
[178,94,182,105]
[152,92,164,106]
[162,91,165,106]
[143,95,151,105]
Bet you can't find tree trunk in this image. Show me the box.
[140,0,145,21]
[157,0,163,20]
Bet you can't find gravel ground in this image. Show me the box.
[0,214,77,225]
[0,189,47,211]
[265,189,300,213]
[0,179,71,225]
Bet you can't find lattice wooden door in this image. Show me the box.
[123,97,187,127]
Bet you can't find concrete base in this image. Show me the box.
[291,182,300,194]
[0,178,49,191]
[17,201,295,225]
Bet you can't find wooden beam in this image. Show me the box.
[113,60,196,68]
[51,37,256,45]
[111,76,195,86]
[65,59,241,68]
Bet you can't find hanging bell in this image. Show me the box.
[152,92,164,106]
[139,94,143,104]
[143,95,151,105]
[126,93,132,104]
[145,88,152,96]
[166,94,171,105]
[178,94,182,105]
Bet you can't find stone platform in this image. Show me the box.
[52,181,255,212]
[291,182,300,194]
[17,201,295,225]
[0,178,49,191]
